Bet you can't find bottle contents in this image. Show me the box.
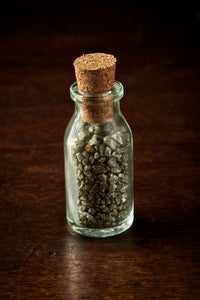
[70,121,131,228]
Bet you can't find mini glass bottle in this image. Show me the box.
[64,53,134,237]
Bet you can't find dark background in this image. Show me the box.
[0,1,200,299]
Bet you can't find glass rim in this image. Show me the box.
[70,80,124,104]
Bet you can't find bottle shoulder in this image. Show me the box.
[64,114,132,151]
[118,113,132,135]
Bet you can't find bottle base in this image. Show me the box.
[67,211,134,238]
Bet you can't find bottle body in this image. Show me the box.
[64,81,134,237]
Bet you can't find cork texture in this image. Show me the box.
[81,100,114,124]
[73,53,116,94]
[73,53,117,124]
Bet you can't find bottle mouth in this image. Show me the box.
[70,80,124,104]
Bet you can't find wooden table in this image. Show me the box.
[0,7,200,299]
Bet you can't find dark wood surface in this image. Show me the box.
[0,6,200,299]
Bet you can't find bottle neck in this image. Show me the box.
[70,80,124,124]
[76,101,121,124]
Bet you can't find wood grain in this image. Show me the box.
[0,7,200,299]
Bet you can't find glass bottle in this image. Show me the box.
[64,80,134,237]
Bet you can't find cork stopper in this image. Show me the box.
[73,53,117,124]
[74,53,116,94]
